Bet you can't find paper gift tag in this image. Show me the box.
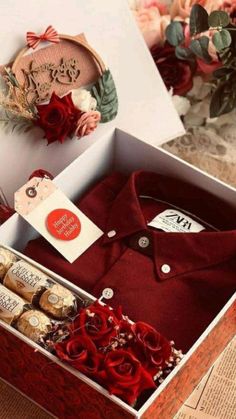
[14,177,103,263]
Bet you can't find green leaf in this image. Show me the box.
[190,4,209,36]
[175,46,195,60]
[212,29,232,51]
[210,80,236,117]
[166,22,184,47]
[219,47,233,66]
[189,36,212,62]
[213,67,234,78]
[90,69,118,123]
[208,11,230,28]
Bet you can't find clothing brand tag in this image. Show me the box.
[14,177,103,263]
[148,209,205,233]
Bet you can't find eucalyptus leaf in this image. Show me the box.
[208,11,230,28]
[175,46,195,60]
[90,69,118,123]
[190,4,209,36]
[212,29,232,51]
[166,22,184,47]
[190,36,212,62]
[210,80,236,117]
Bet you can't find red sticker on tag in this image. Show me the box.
[46,209,81,241]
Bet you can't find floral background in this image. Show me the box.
[129,0,236,188]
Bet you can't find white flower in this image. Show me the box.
[71,88,97,112]
[170,91,191,116]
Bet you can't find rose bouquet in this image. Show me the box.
[130,1,236,186]
[53,300,183,406]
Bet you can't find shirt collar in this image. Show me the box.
[103,170,236,279]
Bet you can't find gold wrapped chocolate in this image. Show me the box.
[4,260,50,303]
[39,284,76,319]
[0,284,26,325]
[0,247,17,280]
[17,310,52,343]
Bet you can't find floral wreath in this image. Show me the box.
[0,26,118,144]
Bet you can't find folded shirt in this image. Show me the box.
[24,170,236,352]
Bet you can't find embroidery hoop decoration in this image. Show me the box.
[1,27,118,143]
[12,33,106,89]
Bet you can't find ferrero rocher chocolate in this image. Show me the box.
[39,284,76,319]
[4,260,50,304]
[17,310,52,343]
[0,248,17,280]
[0,284,26,325]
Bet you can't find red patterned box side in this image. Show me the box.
[141,302,236,419]
[0,326,133,419]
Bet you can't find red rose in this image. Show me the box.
[71,301,121,348]
[55,335,101,376]
[36,92,81,144]
[98,349,156,405]
[132,322,172,376]
[151,43,194,95]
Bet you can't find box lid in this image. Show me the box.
[0,0,184,203]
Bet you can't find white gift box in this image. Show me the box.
[0,129,235,419]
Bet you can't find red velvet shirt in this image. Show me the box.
[24,171,236,352]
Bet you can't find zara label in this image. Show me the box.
[14,177,103,263]
[148,209,205,233]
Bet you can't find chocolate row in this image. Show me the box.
[0,247,84,345]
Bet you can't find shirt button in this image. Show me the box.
[138,236,150,248]
[107,230,116,238]
[161,264,171,274]
[102,288,114,299]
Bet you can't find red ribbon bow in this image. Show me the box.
[26,25,59,49]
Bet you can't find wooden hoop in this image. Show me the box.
[12,33,106,78]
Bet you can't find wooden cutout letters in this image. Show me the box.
[23,58,81,103]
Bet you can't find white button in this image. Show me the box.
[138,236,150,248]
[107,230,116,238]
[161,264,171,274]
[102,288,114,299]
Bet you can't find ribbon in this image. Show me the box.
[26,25,59,50]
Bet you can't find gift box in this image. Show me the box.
[0,129,235,419]
[0,1,235,418]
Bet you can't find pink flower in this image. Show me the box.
[170,0,222,20]
[221,0,236,23]
[133,6,170,48]
[138,1,168,15]
[75,111,101,138]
